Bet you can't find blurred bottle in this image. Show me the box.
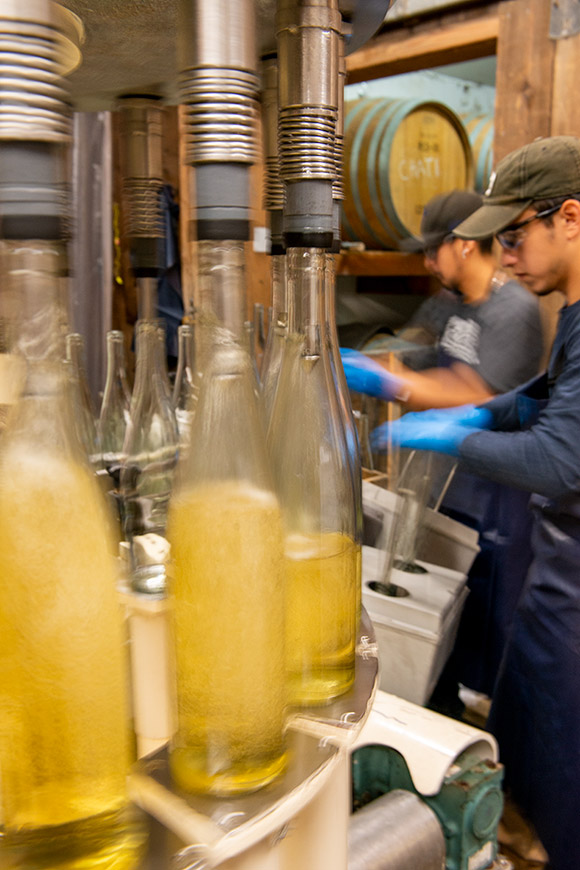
[65,332,100,469]
[325,253,363,619]
[98,330,132,529]
[268,247,360,706]
[121,319,179,595]
[0,241,142,869]
[168,240,287,795]
[172,323,195,452]
[253,301,266,374]
[261,253,287,422]
[243,317,260,387]
[99,330,131,483]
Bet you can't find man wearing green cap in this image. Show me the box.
[374,136,580,870]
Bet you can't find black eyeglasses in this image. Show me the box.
[496,204,562,250]
[424,234,456,260]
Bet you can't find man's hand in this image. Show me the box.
[371,407,490,456]
[340,348,405,402]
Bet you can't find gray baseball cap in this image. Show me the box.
[400,190,483,252]
[454,136,580,240]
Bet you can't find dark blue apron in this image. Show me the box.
[488,494,580,869]
[488,373,580,869]
[438,472,534,698]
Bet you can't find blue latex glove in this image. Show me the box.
[371,410,486,456]
[339,348,404,401]
[407,404,494,429]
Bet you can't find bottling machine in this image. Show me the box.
[0,2,510,868]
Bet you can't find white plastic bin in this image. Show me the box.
[362,545,469,706]
[362,479,480,575]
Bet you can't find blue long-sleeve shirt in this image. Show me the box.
[459,299,580,502]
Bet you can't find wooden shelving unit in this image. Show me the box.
[336,250,428,277]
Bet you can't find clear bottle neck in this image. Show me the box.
[104,331,130,398]
[173,324,195,409]
[286,247,327,357]
[0,240,68,364]
[195,240,247,367]
[270,253,288,321]
[132,319,170,396]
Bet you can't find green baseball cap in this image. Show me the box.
[454,135,580,240]
[400,190,483,252]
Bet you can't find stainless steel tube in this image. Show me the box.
[348,789,446,870]
[178,0,259,239]
[0,0,83,239]
[276,0,341,247]
[261,54,285,250]
[118,96,166,275]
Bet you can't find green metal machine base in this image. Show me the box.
[352,745,504,870]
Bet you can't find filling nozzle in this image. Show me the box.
[331,31,346,253]
[261,54,285,254]
[178,0,259,243]
[0,0,83,242]
[117,96,166,281]
[276,0,342,249]
[0,1,82,361]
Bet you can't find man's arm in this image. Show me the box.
[459,362,580,500]
[391,361,495,409]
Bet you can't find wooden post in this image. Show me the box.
[494,0,555,162]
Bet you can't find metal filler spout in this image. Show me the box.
[117,95,166,320]
[277,0,342,250]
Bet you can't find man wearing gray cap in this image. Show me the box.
[378,136,580,870]
[342,189,542,407]
[343,189,544,703]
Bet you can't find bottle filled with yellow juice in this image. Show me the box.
[167,244,288,796]
[268,248,361,706]
[285,531,359,704]
[169,480,287,794]
[0,364,143,869]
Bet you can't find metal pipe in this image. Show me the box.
[331,30,346,251]
[178,0,259,241]
[276,0,341,248]
[117,95,166,277]
[348,790,446,870]
[0,0,83,240]
[261,54,285,252]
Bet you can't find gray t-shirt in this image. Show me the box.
[437,276,543,393]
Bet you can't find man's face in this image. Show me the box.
[498,205,566,296]
[423,238,463,294]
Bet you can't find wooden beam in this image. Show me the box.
[494,0,555,161]
[551,31,580,137]
[345,4,499,83]
[337,251,429,276]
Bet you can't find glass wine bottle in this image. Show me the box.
[0,241,143,869]
[167,240,287,795]
[98,329,132,524]
[172,323,196,452]
[268,247,361,706]
[324,253,363,621]
[261,252,288,423]
[65,332,100,469]
[120,318,179,595]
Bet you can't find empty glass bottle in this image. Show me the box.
[268,247,361,706]
[261,253,288,423]
[0,241,143,869]
[65,332,100,469]
[172,323,196,452]
[167,240,287,795]
[98,330,132,485]
[325,253,363,622]
[121,319,179,595]
[98,330,132,529]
